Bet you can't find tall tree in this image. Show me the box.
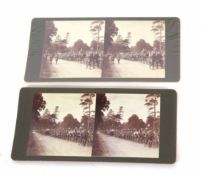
[151,20,165,51]
[153,40,161,51]
[90,20,104,51]
[95,93,110,129]
[80,93,95,129]
[44,21,57,49]
[80,93,95,117]
[81,115,95,131]
[104,20,118,53]
[144,94,160,118]
[32,92,46,122]
[102,20,119,77]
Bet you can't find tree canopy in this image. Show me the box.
[44,21,57,49]
[60,114,80,129]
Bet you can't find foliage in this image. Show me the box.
[134,39,153,52]
[127,114,146,129]
[32,92,46,111]
[104,20,118,53]
[80,93,95,117]
[145,94,160,118]
[73,39,90,52]
[90,20,104,51]
[60,114,80,129]
[44,21,57,49]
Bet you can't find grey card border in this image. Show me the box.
[24,17,180,82]
[11,88,177,163]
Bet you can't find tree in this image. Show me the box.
[126,32,132,46]
[44,21,57,49]
[153,40,161,51]
[32,92,46,122]
[80,93,95,130]
[117,106,124,119]
[90,40,104,51]
[106,109,115,119]
[116,34,123,43]
[73,39,89,52]
[146,115,154,128]
[42,109,50,118]
[95,93,110,129]
[60,114,80,129]
[151,20,165,51]
[81,115,95,131]
[111,35,130,53]
[111,106,123,123]
[90,20,104,51]
[102,20,119,77]
[104,20,118,53]
[146,115,160,131]
[135,39,153,52]
[127,114,146,130]
[80,93,95,117]
[144,94,160,118]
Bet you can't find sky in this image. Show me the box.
[52,20,105,47]
[104,93,161,123]
[113,20,164,46]
[51,20,164,48]
[40,93,96,122]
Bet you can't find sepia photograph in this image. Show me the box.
[40,20,105,78]
[26,92,96,156]
[39,20,165,79]
[102,20,165,78]
[92,93,160,158]
[12,88,177,162]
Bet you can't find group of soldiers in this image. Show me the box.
[108,50,165,70]
[38,128,93,146]
[46,51,103,70]
[102,128,160,148]
[45,48,164,71]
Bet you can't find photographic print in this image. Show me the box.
[40,20,165,79]
[102,20,165,78]
[26,93,96,156]
[40,20,105,78]
[12,88,177,162]
[26,92,160,158]
[25,18,180,82]
[92,93,160,158]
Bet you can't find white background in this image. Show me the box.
[0,0,200,174]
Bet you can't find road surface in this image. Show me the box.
[110,59,165,78]
[40,59,101,78]
[96,132,159,158]
[27,131,92,156]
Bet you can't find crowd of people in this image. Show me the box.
[44,49,164,71]
[102,127,160,148]
[37,128,94,146]
[107,50,165,70]
[45,51,103,70]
